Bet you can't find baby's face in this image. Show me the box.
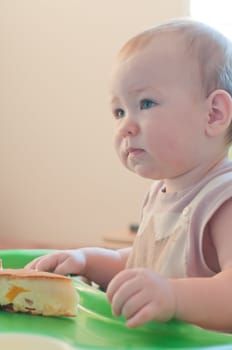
[109,34,209,182]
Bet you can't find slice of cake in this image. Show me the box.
[0,269,78,316]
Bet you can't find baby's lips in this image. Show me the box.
[126,147,144,155]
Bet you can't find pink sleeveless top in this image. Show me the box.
[126,159,232,278]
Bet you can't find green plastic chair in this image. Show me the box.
[0,249,232,349]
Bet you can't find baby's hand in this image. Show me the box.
[107,268,176,328]
[25,250,86,276]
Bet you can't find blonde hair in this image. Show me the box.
[118,19,232,144]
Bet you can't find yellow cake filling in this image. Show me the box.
[5,285,29,302]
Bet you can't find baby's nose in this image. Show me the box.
[118,117,139,137]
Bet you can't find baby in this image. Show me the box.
[26,19,232,332]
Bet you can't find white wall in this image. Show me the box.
[0,0,189,248]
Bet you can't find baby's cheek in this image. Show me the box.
[113,137,126,163]
[148,135,187,169]
[113,131,121,149]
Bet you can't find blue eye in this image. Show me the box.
[140,99,156,110]
[114,108,125,119]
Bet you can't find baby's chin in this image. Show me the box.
[118,154,160,179]
[126,163,161,180]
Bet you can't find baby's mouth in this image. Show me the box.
[127,147,145,156]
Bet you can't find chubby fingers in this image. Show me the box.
[25,253,61,272]
[107,268,155,328]
[25,251,85,276]
[52,256,84,275]
[107,268,176,328]
[107,269,142,317]
[24,252,73,274]
[107,269,136,303]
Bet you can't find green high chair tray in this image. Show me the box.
[0,249,232,349]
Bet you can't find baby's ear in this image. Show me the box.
[205,89,232,137]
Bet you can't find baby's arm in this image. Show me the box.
[171,197,232,331]
[107,198,232,331]
[26,247,131,290]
